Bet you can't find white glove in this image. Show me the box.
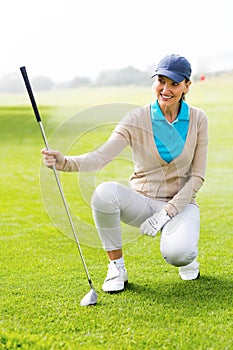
[140,209,171,237]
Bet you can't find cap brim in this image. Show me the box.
[151,69,184,83]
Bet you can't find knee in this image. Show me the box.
[161,243,197,267]
[91,182,119,213]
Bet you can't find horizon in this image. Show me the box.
[1,0,233,82]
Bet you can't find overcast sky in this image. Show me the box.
[2,0,233,81]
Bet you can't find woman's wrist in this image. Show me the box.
[61,157,67,170]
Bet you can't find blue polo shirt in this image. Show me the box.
[150,100,190,163]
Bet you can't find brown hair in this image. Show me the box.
[181,79,191,101]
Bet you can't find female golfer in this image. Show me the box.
[42,54,208,293]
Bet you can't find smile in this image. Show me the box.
[160,94,173,100]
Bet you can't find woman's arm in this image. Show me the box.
[42,132,129,172]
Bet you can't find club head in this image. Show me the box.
[80,288,98,306]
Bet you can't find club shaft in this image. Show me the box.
[38,123,94,288]
[20,66,94,291]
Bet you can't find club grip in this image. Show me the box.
[20,66,41,122]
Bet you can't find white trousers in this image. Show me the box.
[91,182,200,267]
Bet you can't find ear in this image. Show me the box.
[184,80,191,93]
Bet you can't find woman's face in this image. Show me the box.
[153,75,191,108]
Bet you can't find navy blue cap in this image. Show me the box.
[151,54,192,82]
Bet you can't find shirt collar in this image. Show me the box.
[151,100,190,122]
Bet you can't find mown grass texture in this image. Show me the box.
[0,79,232,349]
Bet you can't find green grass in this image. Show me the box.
[0,79,232,349]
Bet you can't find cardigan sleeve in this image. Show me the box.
[164,111,208,216]
[62,131,129,172]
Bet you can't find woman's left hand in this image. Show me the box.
[140,209,171,237]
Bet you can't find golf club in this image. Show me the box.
[20,66,97,306]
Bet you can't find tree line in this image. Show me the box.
[0,66,152,93]
[1,66,230,93]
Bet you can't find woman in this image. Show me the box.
[42,54,208,293]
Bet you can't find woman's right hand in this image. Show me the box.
[41,148,66,171]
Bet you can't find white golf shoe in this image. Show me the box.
[179,259,200,280]
[102,261,128,293]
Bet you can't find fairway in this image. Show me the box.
[0,79,232,349]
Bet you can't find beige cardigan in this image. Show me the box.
[63,104,208,217]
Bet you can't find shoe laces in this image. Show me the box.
[106,261,123,280]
